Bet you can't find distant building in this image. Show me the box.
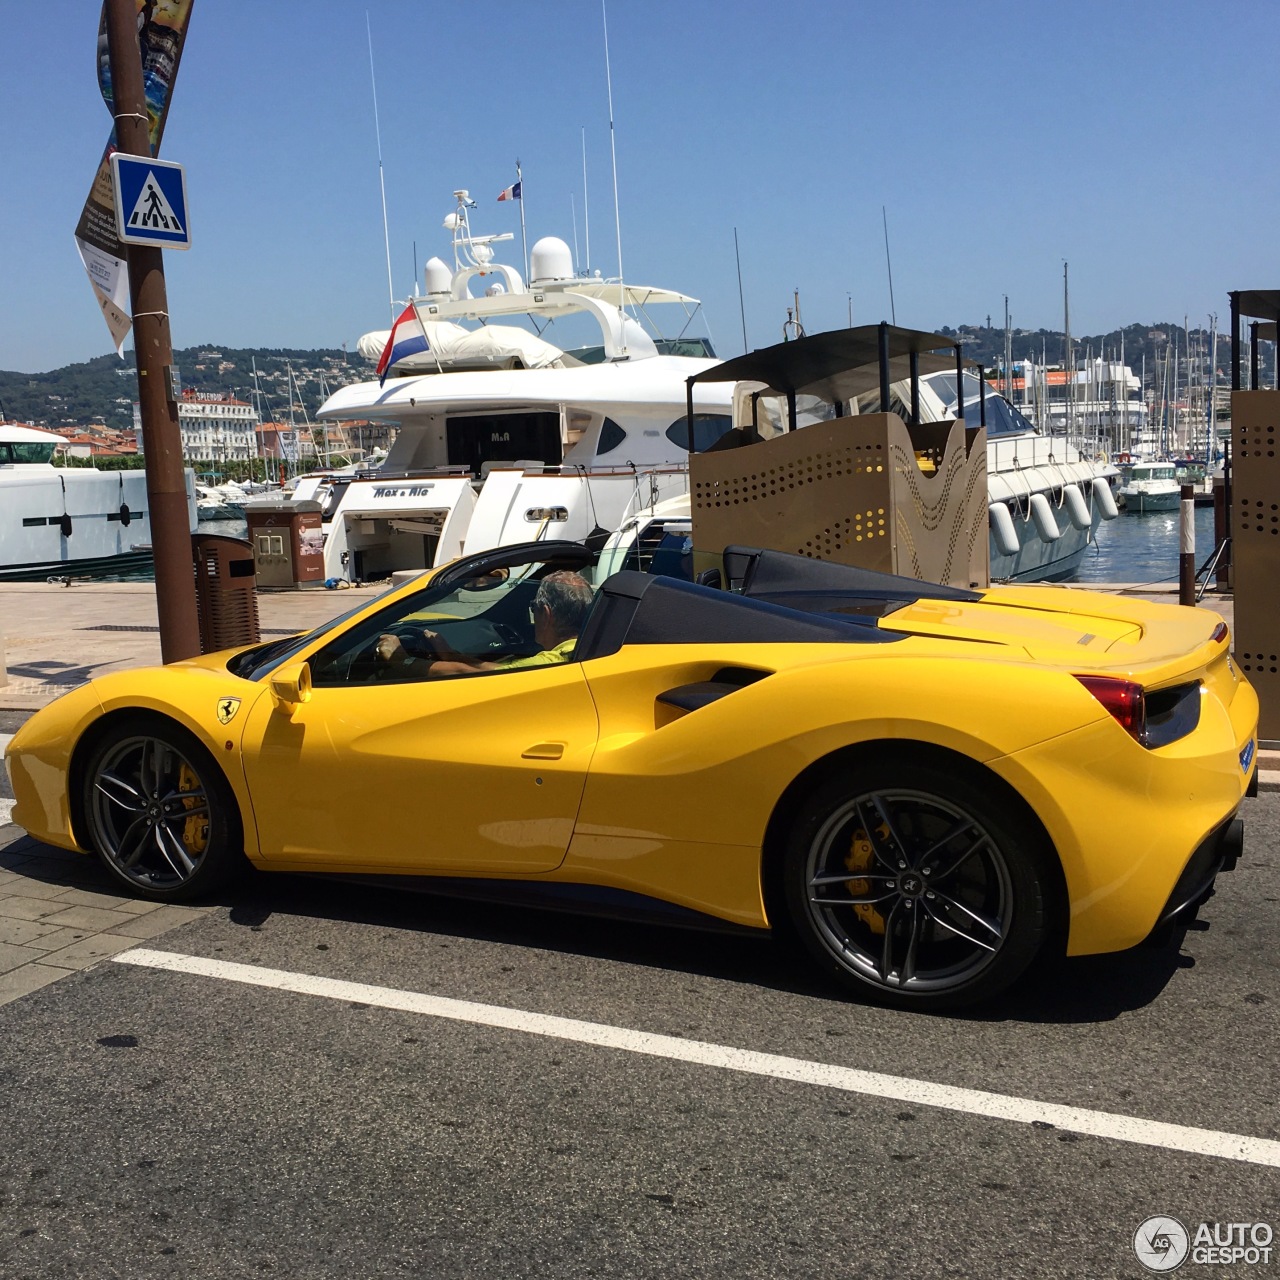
[135,390,260,463]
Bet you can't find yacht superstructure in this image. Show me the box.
[311,191,730,582]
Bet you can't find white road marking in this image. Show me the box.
[114,947,1280,1168]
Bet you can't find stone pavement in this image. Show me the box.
[0,822,210,1007]
[0,579,384,711]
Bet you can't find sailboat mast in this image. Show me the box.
[1063,262,1073,442]
[1207,315,1218,464]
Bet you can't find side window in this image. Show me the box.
[309,569,542,687]
[596,417,627,455]
[665,414,733,452]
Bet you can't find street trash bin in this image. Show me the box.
[191,534,261,654]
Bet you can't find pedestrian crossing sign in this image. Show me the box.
[110,153,191,250]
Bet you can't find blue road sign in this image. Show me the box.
[110,154,191,250]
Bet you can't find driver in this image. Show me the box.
[376,570,594,677]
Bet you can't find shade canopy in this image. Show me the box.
[1230,290,1280,323]
[687,324,969,404]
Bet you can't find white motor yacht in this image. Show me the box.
[1116,460,1181,513]
[0,424,164,580]
[308,190,729,582]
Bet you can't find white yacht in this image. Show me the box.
[914,370,1119,581]
[0,424,160,581]
[1117,460,1181,514]
[309,191,730,582]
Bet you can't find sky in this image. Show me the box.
[2,0,1278,375]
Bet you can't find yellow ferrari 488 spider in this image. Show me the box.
[4,540,1259,1010]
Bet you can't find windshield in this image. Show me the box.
[0,441,57,464]
[306,555,594,688]
[227,581,406,680]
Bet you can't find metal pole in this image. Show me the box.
[978,365,987,428]
[1179,484,1196,606]
[909,350,920,425]
[106,0,200,662]
[1230,292,1241,391]
[878,322,891,415]
[954,346,965,423]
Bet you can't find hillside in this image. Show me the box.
[0,321,1257,431]
[0,346,370,431]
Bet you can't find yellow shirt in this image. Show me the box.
[492,637,577,671]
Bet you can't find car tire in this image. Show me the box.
[782,754,1052,1011]
[81,718,245,903]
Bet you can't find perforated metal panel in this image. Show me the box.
[690,413,988,588]
[1232,391,1280,739]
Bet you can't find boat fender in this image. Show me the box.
[988,503,1021,558]
[59,513,73,538]
[1029,492,1061,543]
[1063,483,1092,531]
[119,503,132,527]
[1092,476,1119,520]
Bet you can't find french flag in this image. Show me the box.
[376,304,429,386]
[497,180,522,202]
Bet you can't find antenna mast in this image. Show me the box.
[602,0,626,349]
[581,126,591,274]
[882,206,896,325]
[734,227,748,354]
[366,14,395,320]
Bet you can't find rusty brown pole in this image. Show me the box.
[105,0,201,662]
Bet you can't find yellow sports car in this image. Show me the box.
[3,540,1259,1010]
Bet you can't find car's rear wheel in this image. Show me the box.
[81,720,243,902]
[782,758,1052,1010]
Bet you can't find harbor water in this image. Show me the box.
[1072,505,1218,586]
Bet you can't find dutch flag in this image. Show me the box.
[376,304,430,386]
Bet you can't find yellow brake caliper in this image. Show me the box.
[177,763,210,859]
[845,823,890,935]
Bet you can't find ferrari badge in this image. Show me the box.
[216,697,241,725]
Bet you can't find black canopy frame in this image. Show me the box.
[1229,290,1280,392]
[684,322,987,451]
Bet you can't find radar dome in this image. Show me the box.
[530,237,574,284]
[423,257,452,296]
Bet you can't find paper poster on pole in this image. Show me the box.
[74,0,194,352]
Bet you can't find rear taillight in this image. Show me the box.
[1211,622,1228,645]
[1075,675,1146,741]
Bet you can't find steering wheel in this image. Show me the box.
[490,621,525,651]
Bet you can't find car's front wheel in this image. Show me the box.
[782,757,1053,1010]
[81,719,244,902]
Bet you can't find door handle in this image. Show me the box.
[521,742,565,760]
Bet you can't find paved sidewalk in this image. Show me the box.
[0,823,210,1007]
[0,579,384,711]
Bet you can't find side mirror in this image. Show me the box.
[270,660,312,711]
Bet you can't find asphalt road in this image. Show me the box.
[1,707,1277,1279]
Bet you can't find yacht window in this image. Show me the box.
[665,414,734,452]
[596,418,627,455]
[0,442,57,464]
[446,412,562,475]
